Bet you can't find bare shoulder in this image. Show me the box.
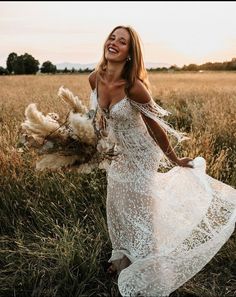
[88,70,98,90]
[129,78,151,103]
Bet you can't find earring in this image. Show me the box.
[126,56,131,62]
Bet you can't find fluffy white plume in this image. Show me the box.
[21,103,60,137]
[36,154,80,170]
[20,87,105,174]
[96,137,115,153]
[69,111,96,145]
[58,86,88,113]
[98,159,111,171]
[76,163,97,174]
[46,113,60,121]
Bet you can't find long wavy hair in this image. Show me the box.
[95,25,152,96]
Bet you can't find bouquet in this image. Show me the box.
[18,86,119,174]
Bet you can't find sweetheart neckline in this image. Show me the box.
[93,88,128,113]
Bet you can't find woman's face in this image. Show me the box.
[104,28,131,63]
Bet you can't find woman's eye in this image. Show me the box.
[108,37,126,45]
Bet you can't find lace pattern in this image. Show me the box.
[89,89,236,297]
[90,89,177,181]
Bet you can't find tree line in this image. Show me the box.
[0,52,92,75]
[1,52,236,75]
[148,58,236,72]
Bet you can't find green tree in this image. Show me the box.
[169,64,180,71]
[22,53,39,74]
[41,61,57,73]
[228,58,236,70]
[13,55,25,74]
[186,64,198,71]
[11,53,39,74]
[6,52,18,74]
[0,66,9,75]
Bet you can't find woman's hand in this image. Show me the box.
[175,157,194,168]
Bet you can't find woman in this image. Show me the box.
[88,25,236,297]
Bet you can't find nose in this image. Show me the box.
[110,41,116,47]
[110,39,118,46]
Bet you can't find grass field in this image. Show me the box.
[0,72,236,297]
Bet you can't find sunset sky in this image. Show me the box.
[1,1,236,68]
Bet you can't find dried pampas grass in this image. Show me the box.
[21,103,60,137]
[36,154,80,171]
[69,111,96,145]
[19,86,117,173]
[58,86,88,113]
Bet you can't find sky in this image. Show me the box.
[1,1,236,68]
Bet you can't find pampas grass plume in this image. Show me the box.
[21,103,60,137]
[58,86,88,113]
[36,154,80,170]
[69,111,96,145]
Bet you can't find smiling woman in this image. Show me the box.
[88,25,236,297]
[97,28,131,111]
[105,29,131,63]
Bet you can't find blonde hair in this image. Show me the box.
[95,25,152,96]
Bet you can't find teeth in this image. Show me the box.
[108,47,118,53]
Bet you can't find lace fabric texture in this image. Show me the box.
[90,89,236,297]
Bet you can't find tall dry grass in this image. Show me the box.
[0,72,236,297]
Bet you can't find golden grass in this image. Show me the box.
[2,72,235,183]
[0,72,236,297]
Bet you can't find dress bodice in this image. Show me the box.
[92,88,159,150]
[90,88,167,185]
[94,88,146,131]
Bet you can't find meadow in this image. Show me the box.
[0,72,236,297]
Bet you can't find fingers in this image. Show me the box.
[176,157,194,168]
[179,158,194,168]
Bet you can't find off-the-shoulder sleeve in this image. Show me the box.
[129,97,190,143]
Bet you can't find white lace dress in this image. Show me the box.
[90,88,236,297]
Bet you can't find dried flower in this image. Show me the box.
[19,86,117,173]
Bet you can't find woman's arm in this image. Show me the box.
[129,79,193,168]
[141,114,182,165]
